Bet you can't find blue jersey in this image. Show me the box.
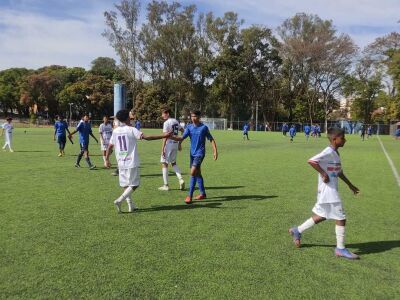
[289,127,296,137]
[135,120,141,130]
[395,129,400,137]
[76,120,92,144]
[304,125,310,134]
[243,124,249,133]
[54,121,68,137]
[282,124,288,132]
[182,123,213,157]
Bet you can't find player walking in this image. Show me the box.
[158,108,185,191]
[1,117,14,152]
[289,127,360,259]
[69,114,98,170]
[99,116,113,165]
[169,110,218,204]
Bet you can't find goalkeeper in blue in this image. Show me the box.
[169,110,218,204]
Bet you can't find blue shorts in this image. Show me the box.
[57,135,66,144]
[190,155,204,168]
[80,142,89,151]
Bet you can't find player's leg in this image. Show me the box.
[75,144,84,167]
[83,147,95,169]
[195,166,206,200]
[60,136,66,156]
[159,162,170,191]
[186,156,198,204]
[289,213,325,248]
[115,168,139,213]
[169,147,184,190]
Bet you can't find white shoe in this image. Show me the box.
[113,200,122,213]
[9,149,14,152]
[127,202,138,213]
[158,185,170,191]
[179,179,185,190]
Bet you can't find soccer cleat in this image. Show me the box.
[58,153,62,157]
[89,165,96,170]
[335,248,360,260]
[184,196,193,204]
[111,169,119,176]
[179,179,185,191]
[289,227,302,248]
[128,202,139,213]
[75,164,81,168]
[114,200,122,213]
[195,194,206,200]
[158,185,170,191]
[9,149,14,152]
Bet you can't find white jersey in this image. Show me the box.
[2,123,13,140]
[99,123,113,145]
[308,146,342,204]
[163,118,180,147]
[110,124,143,169]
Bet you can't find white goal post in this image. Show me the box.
[201,117,227,130]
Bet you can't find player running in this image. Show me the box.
[243,123,250,140]
[289,127,360,259]
[104,109,171,213]
[1,117,14,152]
[158,108,185,191]
[169,110,218,204]
[69,114,98,170]
[54,115,71,157]
[99,116,113,166]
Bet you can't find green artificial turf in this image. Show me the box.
[0,128,399,299]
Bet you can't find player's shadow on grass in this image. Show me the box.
[141,172,188,178]
[206,186,245,190]
[301,240,400,255]
[201,195,278,202]
[130,202,222,213]
[14,150,49,152]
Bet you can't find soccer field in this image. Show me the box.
[1,128,399,299]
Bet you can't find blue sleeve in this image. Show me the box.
[54,123,57,130]
[76,122,83,132]
[64,121,68,129]
[205,127,213,141]
[182,127,190,140]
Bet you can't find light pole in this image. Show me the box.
[68,103,73,126]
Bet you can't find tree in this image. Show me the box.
[90,57,123,81]
[103,0,141,108]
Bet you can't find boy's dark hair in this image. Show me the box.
[190,110,201,117]
[327,127,344,138]
[103,115,109,119]
[162,108,171,115]
[6,116,12,121]
[116,109,130,122]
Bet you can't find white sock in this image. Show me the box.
[173,165,183,180]
[162,167,168,186]
[298,218,315,233]
[126,196,137,211]
[336,225,345,249]
[115,186,133,203]
[102,156,106,163]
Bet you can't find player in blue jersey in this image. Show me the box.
[243,123,250,140]
[367,126,372,139]
[54,115,71,157]
[170,110,218,204]
[282,123,289,136]
[289,125,296,142]
[304,124,311,141]
[68,114,98,169]
[135,119,141,130]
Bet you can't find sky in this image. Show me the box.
[0,0,399,70]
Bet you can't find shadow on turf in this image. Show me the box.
[123,202,222,213]
[201,194,278,202]
[301,240,400,255]
[14,150,49,152]
[205,186,245,190]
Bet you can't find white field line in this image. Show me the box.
[377,135,400,188]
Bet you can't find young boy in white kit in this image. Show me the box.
[104,109,171,213]
[289,127,360,259]
[1,117,14,152]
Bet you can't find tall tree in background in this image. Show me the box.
[103,0,141,109]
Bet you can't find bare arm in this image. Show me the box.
[339,171,360,195]
[90,132,98,143]
[308,161,329,183]
[161,137,167,157]
[211,139,218,160]
[142,132,171,141]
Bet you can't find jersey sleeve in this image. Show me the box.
[76,121,83,131]
[132,127,144,140]
[182,127,190,140]
[162,121,169,133]
[308,148,330,163]
[99,124,103,133]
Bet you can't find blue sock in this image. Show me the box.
[197,176,206,195]
[189,176,196,198]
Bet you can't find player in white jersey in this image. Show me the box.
[158,108,185,191]
[1,117,14,152]
[99,116,113,164]
[104,109,171,213]
[289,127,360,259]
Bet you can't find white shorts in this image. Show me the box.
[100,142,109,151]
[119,167,140,187]
[312,202,346,220]
[160,143,178,164]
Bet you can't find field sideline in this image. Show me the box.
[1,128,399,299]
